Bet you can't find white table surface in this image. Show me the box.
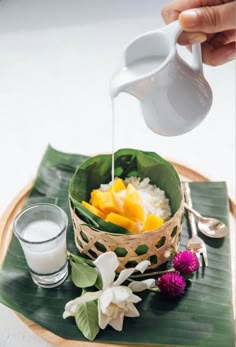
[0,1,235,346]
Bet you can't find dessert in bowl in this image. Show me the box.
[69,148,184,272]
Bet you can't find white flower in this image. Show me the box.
[63,252,155,331]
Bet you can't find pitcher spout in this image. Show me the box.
[110,68,142,100]
[110,26,172,99]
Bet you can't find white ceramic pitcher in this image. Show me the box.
[110,20,213,136]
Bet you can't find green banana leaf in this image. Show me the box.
[69,148,182,235]
[0,145,235,347]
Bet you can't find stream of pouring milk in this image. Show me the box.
[110,56,165,181]
[111,97,115,182]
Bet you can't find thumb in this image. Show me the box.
[179,1,236,34]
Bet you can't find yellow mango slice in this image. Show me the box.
[123,184,144,222]
[82,201,106,220]
[90,189,102,209]
[143,214,164,231]
[126,183,136,195]
[91,190,120,214]
[105,212,138,233]
[109,178,126,193]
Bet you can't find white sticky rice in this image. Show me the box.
[99,176,171,220]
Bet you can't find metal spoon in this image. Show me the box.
[184,203,228,238]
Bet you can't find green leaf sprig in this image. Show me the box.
[68,252,97,289]
[75,291,99,341]
[67,253,101,340]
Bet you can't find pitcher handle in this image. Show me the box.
[161,20,203,74]
[192,44,203,73]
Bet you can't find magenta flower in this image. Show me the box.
[173,250,199,275]
[157,272,186,298]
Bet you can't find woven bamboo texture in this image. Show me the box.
[70,193,184,272]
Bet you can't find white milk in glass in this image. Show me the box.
[22,220,67,274]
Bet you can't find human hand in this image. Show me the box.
[161,0,236,66]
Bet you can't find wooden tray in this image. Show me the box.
[0,162,235,347]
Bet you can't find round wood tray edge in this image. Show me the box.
[0,163,235,347]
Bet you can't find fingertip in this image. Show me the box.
[161,7,180,24]
[178,32,207,45]
[179,10,199,30]
[191,33,207,44]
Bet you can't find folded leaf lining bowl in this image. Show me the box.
[69,149,184,272]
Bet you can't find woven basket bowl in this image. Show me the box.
[70,193,184,272]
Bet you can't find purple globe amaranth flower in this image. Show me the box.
[157,272,186,298]
[173,250,199,275]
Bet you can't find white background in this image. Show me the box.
[0,1,235,346]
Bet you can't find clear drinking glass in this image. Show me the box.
[13,203,68,288]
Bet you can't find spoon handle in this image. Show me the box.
[183,183,202,219]
[184,203,202,219]
[183,182,198,237]
[183,182,192,206]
